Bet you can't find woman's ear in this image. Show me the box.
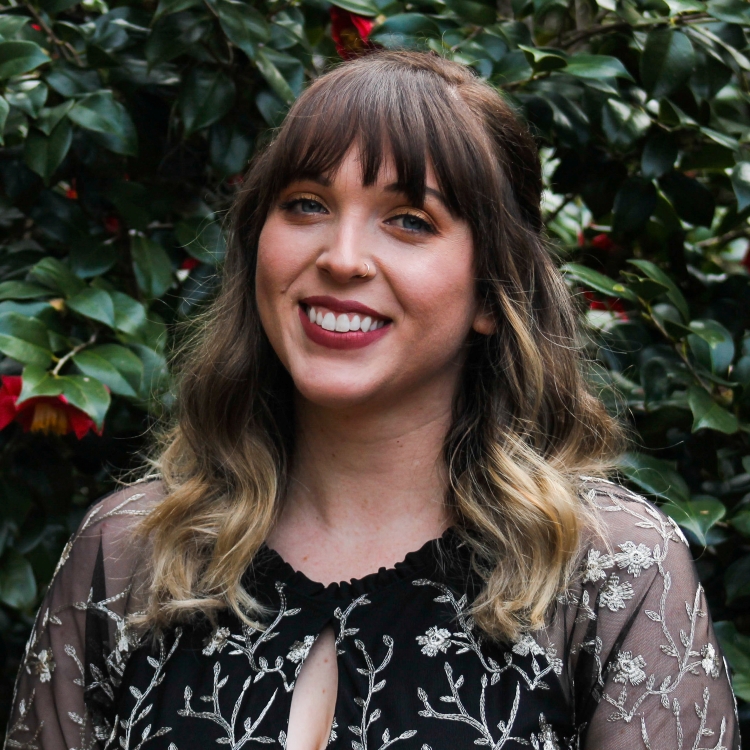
[472,309,496,336]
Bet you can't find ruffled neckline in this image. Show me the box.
[251,525,467,602]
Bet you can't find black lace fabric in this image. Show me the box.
[3,478,740,750]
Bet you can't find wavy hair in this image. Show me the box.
[135,49,624,642]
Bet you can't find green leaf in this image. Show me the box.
[0,282,52,301]
[154,0,202,19]
[563,54,633,81]
[254,50,295,106]
[730,162,750,212]
[612,177,657,235]
[35,101,74,136]
[70,238,117,279]
[0,551,36,610]
[443,0,496,24]
[0,16,30,41]
[687,385,739,434]
[0,312,53,367]
[601,99,650,150]
[370,13,440,45]
[640,29,695,100]
[618,451,690,504]
[29,257,85,297]
[659,171,714,228]
[130,235,173,299]
[23,119,73,184]
[68,92,137,156]
[729,509,750,538]
[67,287,116,328]
[725,555,750,603]
[707,0,750,24]
[110,291,147,335]
[491,50,533,85]
[329,0,379,15]
[73,344,143,398]
[178,67,237,137]
[17,364,63,403]
[0,95,8,145]
[174,216,226,265]
[59,374,110,430]
[561,263,638,302]
[641,132,677,179]
[714,621,750,700]
[5,80,48,118]
[628,259,690,321]
[518,45,567,72]
[209,121,253,177]
[217,0,270,58]
[688,319,735,374]
[0,41,50,80]
[662,496,726,546]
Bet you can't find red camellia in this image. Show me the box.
[591,233,616,252]
[180,257,200,271]
[330,6,378,60]
[582,290,628,320]
[104,215,121,234]
[0,376,102,439]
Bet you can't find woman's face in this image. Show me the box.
[255,145,491,411]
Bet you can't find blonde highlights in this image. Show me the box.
[135,50,623,641]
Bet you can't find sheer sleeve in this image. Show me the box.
[563,479,740,750]
[3,480,164,750]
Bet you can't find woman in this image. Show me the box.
[4,50,739,750]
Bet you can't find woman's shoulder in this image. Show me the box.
[574,474,693,577]
[52,476,166,589]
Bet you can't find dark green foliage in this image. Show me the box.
[0,0,749,736]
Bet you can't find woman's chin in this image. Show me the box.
[293,377,387,410]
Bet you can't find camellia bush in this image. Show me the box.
[1,0,750,735]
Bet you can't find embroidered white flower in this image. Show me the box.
[700,643,721,678]
[202,627,231,656]
[614,541,655,577]
[512,633,546,657]
[545,646,563,675]
[115,619,139,655]
[582,549,613,583]
[29,649,55,683]
[531,713,560,750]
[327,717,338,745]
[612,650,647,685]
[599,575,635,612]
[416,626,452,657]
[287,635,316,663]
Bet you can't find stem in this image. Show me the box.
[23,2,82,66]
[52,333,96,376]
[694,226,750,249]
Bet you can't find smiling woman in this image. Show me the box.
[4,51,740,750]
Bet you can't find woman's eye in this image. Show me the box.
[389,212,435,234]
[280,198,327,214]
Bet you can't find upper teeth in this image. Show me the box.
[306,306,384,333]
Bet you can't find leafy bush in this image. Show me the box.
[1,0,749,735]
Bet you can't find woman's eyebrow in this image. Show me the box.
[383,183,449,210]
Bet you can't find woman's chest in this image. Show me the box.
[109,579,574,750]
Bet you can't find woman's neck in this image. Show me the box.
[265,388,456,584]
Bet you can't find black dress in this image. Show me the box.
[4,478,741,750]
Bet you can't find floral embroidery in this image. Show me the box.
[701,643,721,679]
[202,626,231,656]
[512,634,546,657]
[599,574,635,612]
[416,626,452,657]
[612,650,648,686]
[581,549,613,584]
[614,540,655,578]
[27,649,55,683]
[530,713,560,750]
[286,635,315,663]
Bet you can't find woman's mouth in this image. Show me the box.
[298,300,391,350]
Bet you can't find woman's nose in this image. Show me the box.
[315,217,370,283]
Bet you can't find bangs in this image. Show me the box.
[263,57,497,220]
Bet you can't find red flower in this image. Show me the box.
[180,257,200,271]
[591,233,616,252]
[104,215,121,234]
[0,376,102,440]
[742,242,750,273]
[583,290,628,320]
[330,6,378,60]
[65,179,78,200]
[31,23,41,31]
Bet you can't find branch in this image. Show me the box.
[693,225,750,249]
[52,333,97,376]
[23,2,82,66]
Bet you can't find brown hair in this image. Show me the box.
[136,49,623,641]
